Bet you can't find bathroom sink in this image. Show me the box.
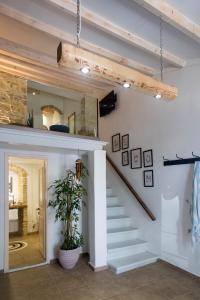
[9,204,27,209]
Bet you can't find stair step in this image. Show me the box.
[107,196,119,206]
[106,187,113,196]
[107,239,148,259]
[108,252,158,274]
[107,227,139,243]
[107,216,131,230]
[107,226,136,233]
[107,206,125,217]
[107,204,123,208]
[107,215,129,220]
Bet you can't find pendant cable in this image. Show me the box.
[77,0,81,48]
[160,16,164,82]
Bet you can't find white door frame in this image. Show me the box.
[4,151,49,273]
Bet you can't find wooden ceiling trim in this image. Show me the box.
[46,0,185,67]
[0,3,155,76]
[0,52,110,97]
[134,0,200,43]
[0,38,115,90]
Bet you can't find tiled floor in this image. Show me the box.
[0,257,200,300]
[9,234,45,270]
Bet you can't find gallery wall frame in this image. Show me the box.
[122,151,129,166]
[143,170,154,187]
[122,134,129,150]
[143,149,153,168]
[130,148,142,169]
[112,133,121,152]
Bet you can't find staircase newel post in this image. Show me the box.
[88,150,107,271]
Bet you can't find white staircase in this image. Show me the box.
[107,187,158,274]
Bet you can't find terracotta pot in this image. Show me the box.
[58,247,80,269]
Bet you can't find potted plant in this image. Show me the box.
[49,165,87,269]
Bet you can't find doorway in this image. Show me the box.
[7,156,46,271]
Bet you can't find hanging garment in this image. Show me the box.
[192,161,200,244]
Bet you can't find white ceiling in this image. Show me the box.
[28,81,84,101]
[0,0,200,79]
[9,156,45,166]
[167,0,200,23]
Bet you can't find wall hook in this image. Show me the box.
[163,156,169,161]
[176,154,183,160]
[192,152,200,158]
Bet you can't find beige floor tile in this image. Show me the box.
[9,234,45,269]
[0,258,200,300]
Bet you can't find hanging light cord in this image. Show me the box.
[160,16,164,82]
[77,0,81,48]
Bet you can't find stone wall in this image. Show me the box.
[0,71,27,125]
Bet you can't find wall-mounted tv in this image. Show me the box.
[99,91,117,117]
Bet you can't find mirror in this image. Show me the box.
[27,81,98,137]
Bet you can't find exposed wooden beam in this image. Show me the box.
[58,43,178,100]
[0,38,117,90]
[0,3,155,76]
[46,0,185,68]
[0,50,110,98]
[134,0,200,43]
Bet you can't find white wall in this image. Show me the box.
[99,62,200,276]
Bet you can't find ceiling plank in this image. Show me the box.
[0,38,117,89]
[59,43,178,100]
[0,4,155,76]
[46,0,185,67]
[0,51,110,98]
[134,0,200,43]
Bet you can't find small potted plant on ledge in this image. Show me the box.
[49,165,87,269]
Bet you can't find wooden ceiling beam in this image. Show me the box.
[46,0,185,67]
[0,3,155,76]
[0,38,115,91]
[58,43,178,100]
[0,52,109,98]
[134,0,200,43]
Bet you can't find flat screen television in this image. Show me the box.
[99,91,117,117]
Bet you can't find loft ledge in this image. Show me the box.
[0,124,107,151]
[0,124,99,141]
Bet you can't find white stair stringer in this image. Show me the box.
[106,187,158,274]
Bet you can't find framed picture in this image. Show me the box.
[122,151,129,166]
[68,112,76,134]
[122,134,129,150]
[143,149,153,167]
[130,148,142,169]
[112,133,121,152]
[143,170,154,187]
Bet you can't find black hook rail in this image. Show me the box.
[163,152,200,166]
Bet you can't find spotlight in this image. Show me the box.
[32,91,36,96]
[80,66,90,74]
[155,94,162,100]
[123,82,131,88]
